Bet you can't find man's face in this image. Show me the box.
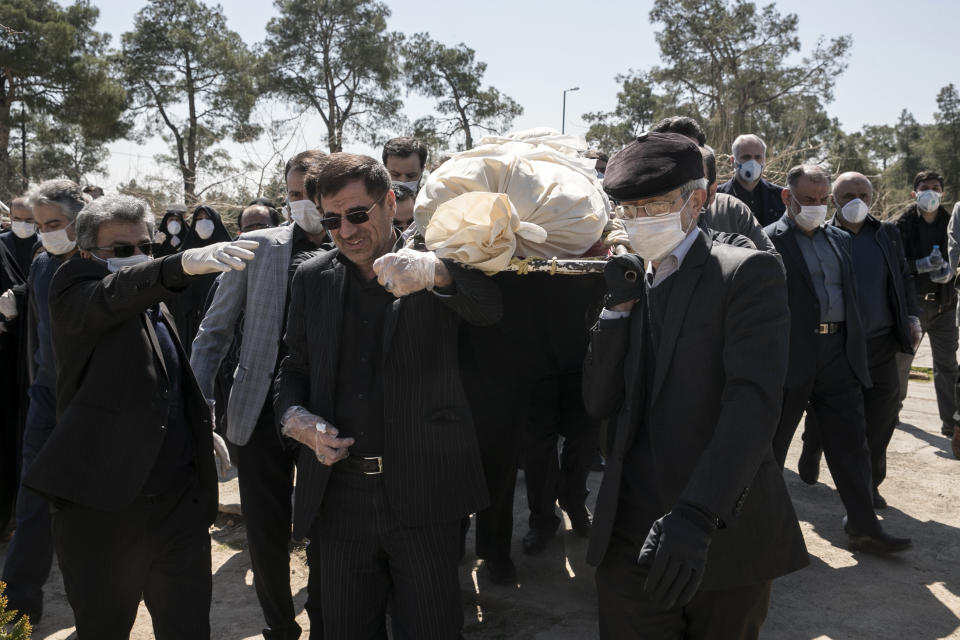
[33,202,76,238]
[618,186,706,231]
[385,154,423,184]
[286,168,307,203]
[595,159,608,175]
[239,207,274,233]
[833,174,873,209]
[783,176,831,216]
[320,180,396,270]
[734,139,766,166]
[912,178,944,198]
[394,198,414,231]
[83,220,151,260]
[10,205,34,225]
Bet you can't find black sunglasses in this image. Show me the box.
[320,192,387,230]
[92,242,159,258]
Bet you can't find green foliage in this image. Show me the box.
[932,84,960,197]
[120,0,261,202]
[0,0,127,197]
[0,581,32,639]
[402,33,523,150]
[584,71,662,154]
[263,0,402,152]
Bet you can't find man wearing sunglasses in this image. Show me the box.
[23,194,256,639]
[275,152,501,639]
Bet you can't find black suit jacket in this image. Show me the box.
[583,232,808,590]
[832,215,920,355]
[717,177,786,228]
[764,215,871,389]
[275,250,502,539]
[24,255,217,520]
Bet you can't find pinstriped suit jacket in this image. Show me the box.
[190,225,295,446]
[275,250,502,539]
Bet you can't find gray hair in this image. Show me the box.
[786,164,831,191]
[27,179,87,221]
[731,134,767,159]
[679,177,709,200]
[77,195,155,251]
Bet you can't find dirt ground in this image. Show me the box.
[3,340,960,639]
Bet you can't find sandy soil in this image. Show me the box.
[3,341,959,639]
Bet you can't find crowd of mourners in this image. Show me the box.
[0,118,958,640]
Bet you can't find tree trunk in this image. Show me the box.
[0,100,11,200]
[184,50,198,203]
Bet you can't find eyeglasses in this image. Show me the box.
[91,242,159,258]
[320,192,387,230]
[613,193,691,220]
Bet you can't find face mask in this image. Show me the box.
[39,220,77,255]
[840,198,869,224]
[91,252,153,273]
[621,197,693,262]
[393,180,420,194]
[289,199,325,234]
[11,221,36,239]
[596,171,605,180]
[792,198,828,231]
[916,190,941,213]
[737,159,763,182]
[166,219,182,236]
[194,219,215,240]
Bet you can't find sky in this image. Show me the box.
[88,0,960,193]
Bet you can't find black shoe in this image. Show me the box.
[873,487,888,510]
[564,505,592,538]
[522,527,556,555]
[842,517,911,554]
[942,424,954,437]
[482,557,517,585]
[797,444,822,485]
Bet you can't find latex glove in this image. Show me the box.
[930,263,953,284]
[603,254,645,308]
[182,239,258,275]
[908,316,923,353]
[916,255,941,273]
[280,405,354,466]
[0,289,17,319]
[637,504,717,609]
[372,247,440,297]
[212,432,231,475]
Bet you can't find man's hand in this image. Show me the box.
[908,316,923,353]
[281,406,354,466]
[372,248,445,297]
[212,432,232,475]
[637,504,717,609]
[930,263,953,284]
[604,254,644,309]
[182,239,259,276]
[0,289,17,320]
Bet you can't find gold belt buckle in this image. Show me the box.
[362,456,383,475]
[817,322,829,334]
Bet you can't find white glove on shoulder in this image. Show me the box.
[0,289,17,319]
[182,239,259,276]
[372,248,440,297]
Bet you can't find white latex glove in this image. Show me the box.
[212,431,232,475]
[0,289,17,319]
[930,263,953,284]
[909,315,923,353]
[182,239,258,276]
[280,405,354,466]
[372,247,440,297]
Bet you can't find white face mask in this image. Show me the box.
[737,159,763,182]
[166,219,182,236]
[289,199,325,234]
[392,180,420,194]
[840,198,869,224]
[194,219,215,240]
[621,197,693,262]
[11,221,36,239]
[92,252,153,273]
[916,190,941,213]
[793,198,828,231]
[38,220,77,255]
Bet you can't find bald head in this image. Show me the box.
[832,172,873,208]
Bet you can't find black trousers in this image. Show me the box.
[236,402,300,639]
[307,470,463,640]
[896,301,958,428]
[52,476,212,640]
[523,371,599,532]
[596,533,771,640]
[803,331,901,487]
[773,331,880,536]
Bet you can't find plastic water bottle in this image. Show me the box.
[932,244,943,262]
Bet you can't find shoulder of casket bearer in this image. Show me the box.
[602,131,704,202]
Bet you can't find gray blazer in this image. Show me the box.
[190,225,294,446]
[701,192,780,260]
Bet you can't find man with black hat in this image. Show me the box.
[584,132,807,638]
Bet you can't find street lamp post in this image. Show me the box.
[562,86,580,135]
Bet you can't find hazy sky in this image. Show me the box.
[88,0,960,192]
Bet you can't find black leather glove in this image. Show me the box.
[603,254,645,308]
[637,503,718,609]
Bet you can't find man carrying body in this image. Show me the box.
[585,132,807,638]
[766,165,911,553]
[797,172,922,509]
[274,153,500,638]
[718,134,786,227]
[191,150,328,640]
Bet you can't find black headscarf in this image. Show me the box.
[181,204,231,251]
[156,205,188,257]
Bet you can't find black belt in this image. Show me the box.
[815,322,844,335]
[337,455,383,475]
